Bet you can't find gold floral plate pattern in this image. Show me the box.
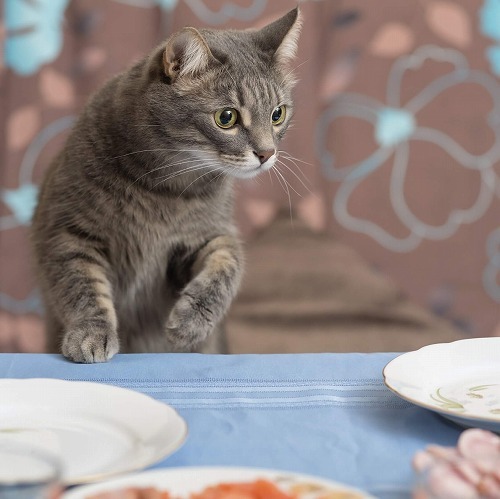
[383,338,500,432]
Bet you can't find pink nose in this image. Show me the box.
[254,149,275,164]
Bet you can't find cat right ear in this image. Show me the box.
[255,7,302,67]
[163,28,213,83]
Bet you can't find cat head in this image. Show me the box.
[148,8,302,180]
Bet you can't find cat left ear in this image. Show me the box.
[163,27,214,82]
[255,7,302,65]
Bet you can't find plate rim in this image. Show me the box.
[0,378,188,485]
[383,338,500,426]
[62,465,374,498]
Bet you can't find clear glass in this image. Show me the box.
[0,443,62,499]
[367,483,413,498]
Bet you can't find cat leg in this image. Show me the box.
[42,245,119,363]
[165,235,243,351]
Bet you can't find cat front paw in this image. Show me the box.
[62,323,119,363]
[166,292,215,350]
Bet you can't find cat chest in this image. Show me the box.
[111,226,207,310]
[109,196,229,308]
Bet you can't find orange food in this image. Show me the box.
[190,479,297,499]
[87,479,297,499]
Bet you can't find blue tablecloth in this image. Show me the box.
[0,353,462,494]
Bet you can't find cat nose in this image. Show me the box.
[254,149,275,164]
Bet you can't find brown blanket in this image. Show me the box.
[227,214,464,353]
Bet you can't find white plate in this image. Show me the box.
[0,379,187,485]
[63,466,374,498]
[383,337,500,432]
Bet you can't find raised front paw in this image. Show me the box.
[62,323,119,363]
[166,292,215,351]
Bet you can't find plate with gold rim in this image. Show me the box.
[0,378,187,484]
[383,337,500,432]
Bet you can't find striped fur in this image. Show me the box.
[31,8,301,362]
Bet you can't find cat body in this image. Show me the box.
[32,8,301,362]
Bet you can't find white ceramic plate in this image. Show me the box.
[0,379,187,485]
[383,337,500,432]
[63,466,374,498]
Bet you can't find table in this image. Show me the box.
[0,353,462,495]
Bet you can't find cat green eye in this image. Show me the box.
[215,108,238,129]
[271,105,286,125]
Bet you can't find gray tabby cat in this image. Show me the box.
[32,8,302,363]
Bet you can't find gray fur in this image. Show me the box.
[31,8,301,363]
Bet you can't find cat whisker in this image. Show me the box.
[152,164,216,187]
[208,166,230,186]
[126,157,211,190]
[153,161,226,188]
[132,158,202,181]
[279,151,313,167]
[106,148,210,161]
[177,165,227,198]
[155,157,210,172]
[278,151,312,183]
[274,164,303,198]
[167,163,224,193]
[271,167,294,226]
[164,157,222,173]
[152,170,206,191]
[279,159,307,178]
[158,154,225,172]
[270,165,286,193]
[267,169,274,186]
[275,159,312,196]
[106,148,180,161]
[252,173,265,187]
[279,58,310,87]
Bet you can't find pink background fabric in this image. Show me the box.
[1,0,499,352]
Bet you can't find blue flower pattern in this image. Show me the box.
[112,0,178,10]
[317,46,500,257]
[375,108,416,148]
[4,0,70,75]
[480,0,500,76]
[2,184,38,226]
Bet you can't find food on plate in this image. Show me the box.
[85,478,363,499]
[413,428,500,498]
[190,479,295,498]
[86,480,293,499]
[87,487,171,498]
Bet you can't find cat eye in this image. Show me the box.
[271,105,286,125]
[214,108,238,129]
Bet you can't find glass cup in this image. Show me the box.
[0,442,62,499]
[367,484,413,498]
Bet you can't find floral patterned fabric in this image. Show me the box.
[0,0,498,352]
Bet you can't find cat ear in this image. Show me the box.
[163,27,214,81]
[255,7,302,65]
